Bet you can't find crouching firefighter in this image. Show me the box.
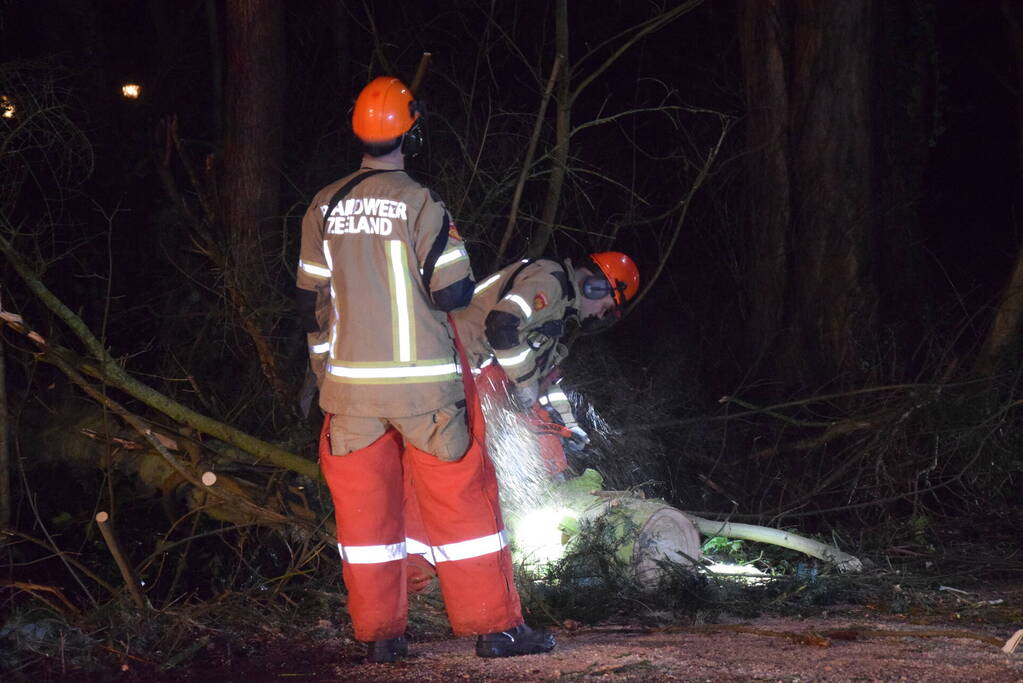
[401,252,641,593]
[454,251,641,476]
[296,76,555,662]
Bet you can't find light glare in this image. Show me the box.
[513,506,576,567]
[121,83,141,99]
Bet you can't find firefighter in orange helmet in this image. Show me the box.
[455,251,640,476]
[402,252,639,586]
[296,76,555,662]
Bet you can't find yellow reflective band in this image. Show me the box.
[495,347,531,369]
[406,537,436,565]
[435,246,468,269]
[387,240,414,362]
[432,530,508,563]
[310,341,330,355]
[337,541,406,564]
[328,362,460,379]
[474,273,501,295]
[299,260,331,279]
[322,240,334,272]
[503,293,532,319]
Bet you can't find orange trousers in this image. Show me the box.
[319,344,522,642]
[403,364,570,589]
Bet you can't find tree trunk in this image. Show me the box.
[207,0,224,137]
[221,0,295,417]
[872,2,936,355]
[739,0,877,389]
[222,0,285,304]
[738,0,792,376]
[976,1,1023,372]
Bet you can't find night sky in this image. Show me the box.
[2,0,1021,403]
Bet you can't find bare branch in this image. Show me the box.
[0,244,320,479]
[495,54,564,267]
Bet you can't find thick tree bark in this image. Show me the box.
[221,0,295,416]
[738,0,792,374]
[872,3,936,352]
[978,247,1023,371]
[222,0,285,301]
[739,0,877,389]
[977,1,1023,371]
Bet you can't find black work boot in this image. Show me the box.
[366,635,408,663]
[476,622,556,658]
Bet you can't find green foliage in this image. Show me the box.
[701,535,745,560]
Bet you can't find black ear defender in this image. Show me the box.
[401,100,427,157]
[582,275,613,300]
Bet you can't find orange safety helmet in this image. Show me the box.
[352,76,419,143]
[589,252,640,307]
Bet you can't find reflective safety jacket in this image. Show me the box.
[452,258,579,397]
[296,158,473,417]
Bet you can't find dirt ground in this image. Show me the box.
[133,598,1021,683]
[333,622,1021,682]
[26,585,1023,682]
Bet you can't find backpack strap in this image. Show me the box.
[420,209,452,291]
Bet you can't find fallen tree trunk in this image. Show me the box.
[0,242,318,479]
[541,470,864,587]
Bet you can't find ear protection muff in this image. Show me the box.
[400,100,426,157]
[582,275,613,300]
[400,118,424,157]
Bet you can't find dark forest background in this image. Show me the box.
[1,0,1022,672]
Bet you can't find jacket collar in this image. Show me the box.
[360,157,404,172]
